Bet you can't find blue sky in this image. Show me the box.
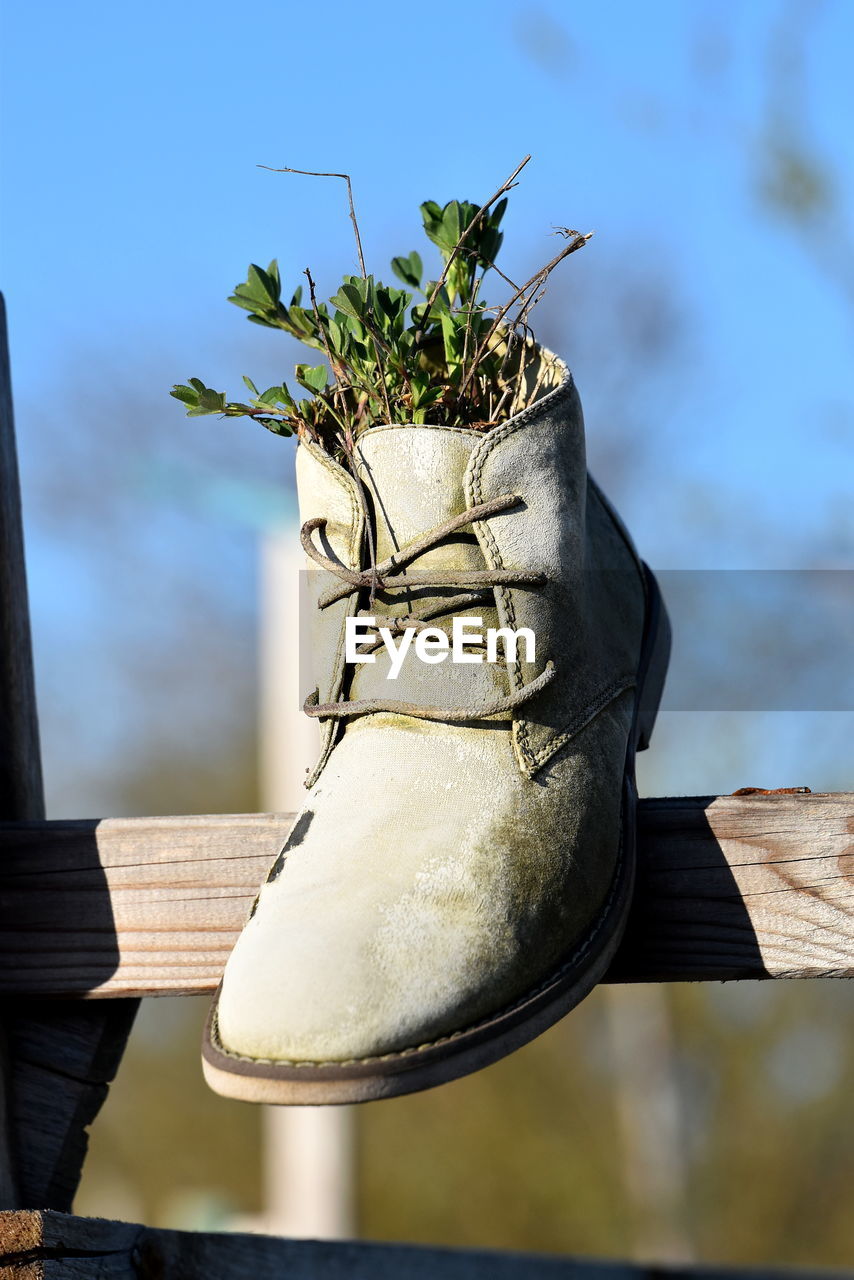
[1,0,852,808]
[3,0,852,544]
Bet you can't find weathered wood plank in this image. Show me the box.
[0,1030,15,1210]
[0,294,43,826]
[0,289,47,1211]
[0,294,138,1211]
[0,1209,848,1280]
[616,791,854,981]
[5,1001,139,1211]
[0,793,851,997]
[0,287,38,1207]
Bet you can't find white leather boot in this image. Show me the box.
[203,347,670,1103]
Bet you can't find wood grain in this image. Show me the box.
[0,793,851,997]
[617,791,854,981]
[1,1209,848,1280]
[0,294,138,1211]
[5,1000,138,1211]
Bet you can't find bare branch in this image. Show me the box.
[259,165,368,278]
[304,267,348,423]
[457,246,522,294]
[302,276,380,590]
[458,231,593,400]
[415,154,532,341]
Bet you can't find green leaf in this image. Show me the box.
[228,292,266,314]
[330,281,368,321]
[171,384,198,405]
[295,364,329,394]
[420,200,443,246]
[257,416,294,437]
[232,276,264,306]
[327,317,344,351]
[378,284,408,316]
[188,378,206,393]
[307,366,329,393]
[246,263,279,303]
[391,253,421,289]
[258,385,286,406]
[426,285,451,317]
[442,201,462,248]
[198,387,226,412]
[242,375,259,395]
[288,306,318,337]
[441,310,462,366]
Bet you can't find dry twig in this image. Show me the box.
[458,230,593,401]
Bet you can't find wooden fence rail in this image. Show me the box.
[1,1210,849,1280]
[1,792,852,998]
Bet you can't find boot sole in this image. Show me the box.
[202,564,671,1104]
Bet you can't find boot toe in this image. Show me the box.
[213,712,625,1070]
[216,865,521,1065]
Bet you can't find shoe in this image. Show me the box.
[202,347,670,1104]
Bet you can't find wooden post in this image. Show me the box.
[604,986,691,1262]
[0,294,137,1210]
[0,291,45,1208]
[258,529,355,1239]
[0,298,44,824]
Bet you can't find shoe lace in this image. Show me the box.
[301,493,556,723]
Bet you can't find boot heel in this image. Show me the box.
[635,565,671,752]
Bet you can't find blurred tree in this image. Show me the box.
[756,0,854,309]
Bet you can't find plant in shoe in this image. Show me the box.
[177,160,671,1103]
[170,157,591,457]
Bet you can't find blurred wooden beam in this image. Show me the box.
[0,283,39,1208]
[0,299,43,824]
[0,293,139,1212]
[1,1208,849,1279]
[0,792,851,998]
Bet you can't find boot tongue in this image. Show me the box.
[354,426,483,569]
[349,425,507,710]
